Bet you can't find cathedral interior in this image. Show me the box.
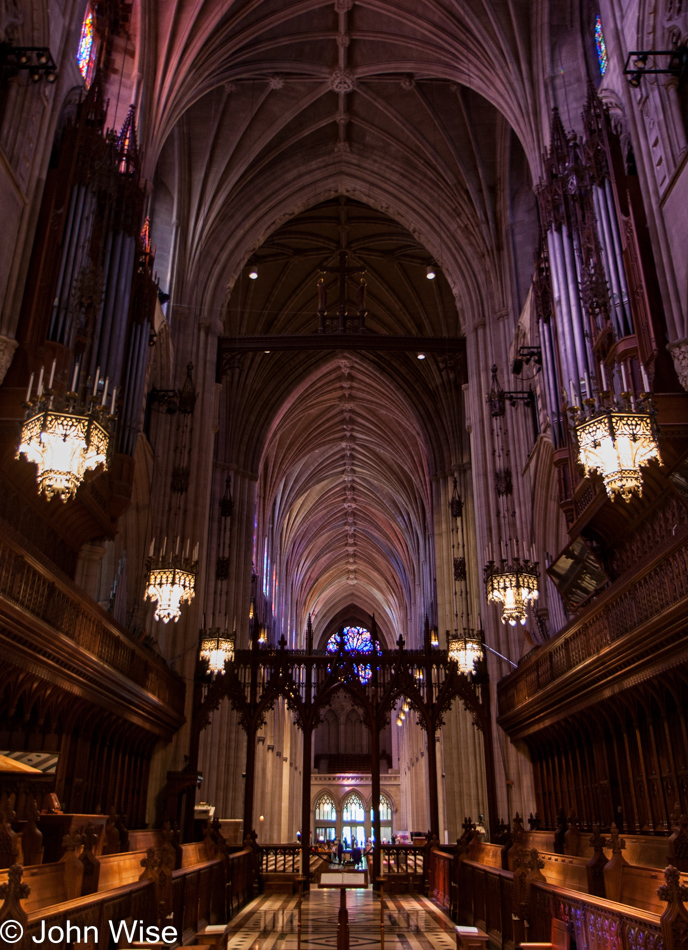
[2,0,688,948]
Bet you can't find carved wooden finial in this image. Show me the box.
[658,865,688,905]
[0,864,30,935]
[658,864,688,950]
[609,823,626,854]
[139,847,161,881]
[589,823,609,854]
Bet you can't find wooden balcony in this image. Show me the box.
[0,526,185,739]
[497,523,688,741]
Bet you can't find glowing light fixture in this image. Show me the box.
[199,627,235,673]
[417,353,426,360]
[448,629,483,675]
[145,538,198,623]
[574,382,660,502]
[484,556,539,626]
[426,264,436,280]
[249,263,259,280]
[17,362,114,502]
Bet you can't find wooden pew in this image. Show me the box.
[455,925,490,950]
[522,917,570,950]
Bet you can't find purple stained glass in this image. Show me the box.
[77,7,97,87]
[327,626,380,683]
[595,15,608,75]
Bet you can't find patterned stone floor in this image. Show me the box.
[225,886,457,950]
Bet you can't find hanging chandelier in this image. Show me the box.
[199,627,235,673]
[448,628,483,674]
[145,538,199,623]
[484,555,539,626]
[573,376,660,502]
[17,363,114,502]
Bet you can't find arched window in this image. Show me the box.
[341,791,366,848]
[77,4,98,87]
[370,794,394,842]
[594,15,608,76]
[342,792,365,822]
[379,795,392,822]
[326,626,380,684]
[315,794,337,822]
[314,793,337,842]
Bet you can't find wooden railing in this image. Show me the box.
[429,849,672,950]
[0,531,185,731]
[380,844,425,875]
[259,844,301,873]
[497,528,688,732]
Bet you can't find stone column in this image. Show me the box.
[371,720,381,882]
[301,724,312,887]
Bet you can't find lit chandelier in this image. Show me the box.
[448,628,483,675]
[572,369,660,502]
[484,553,539,626]
[145,537,199,623]
[17,362,114,502]
[448,477,484,674]
[199,626,235,673]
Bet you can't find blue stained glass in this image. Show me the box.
[327,626,380,683]
[77,6,97,87]
[595,15,608,75]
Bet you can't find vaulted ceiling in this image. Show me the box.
[134,0,557,643]
[146,0,549,319]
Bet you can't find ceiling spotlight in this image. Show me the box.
[248,264,258,280]
[417,353,426,360]
[426,264,436,280]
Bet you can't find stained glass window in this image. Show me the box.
[77,5,97,87]
[315,794,337,822]
[342,792,365,822]
[326,625,380,684]
[595,15,608,76]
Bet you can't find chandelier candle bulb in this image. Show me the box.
[620,361,629,393]
[17,378,112,502]
[184,538,190,558]
[93,367,99,396]
[110,387,116,414]
[26,373,34,401]
[149,537,155,556]
[71,363,79,392]
[37,365,44,396]
[162,536,167,556]
[600,362,608,392]
[101,378,108,406]
[569,378,576,407]
[641,365,650,393]
[193,542,199,560]
[48,359,56,390]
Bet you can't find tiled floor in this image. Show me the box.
[225,886,456,950]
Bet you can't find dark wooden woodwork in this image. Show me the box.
[191,623,499,869]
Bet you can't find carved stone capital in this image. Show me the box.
[668,338,688,391]
[0,335,18,384]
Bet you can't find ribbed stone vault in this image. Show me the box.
[257,354,434,643]
[147,0,544,324]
